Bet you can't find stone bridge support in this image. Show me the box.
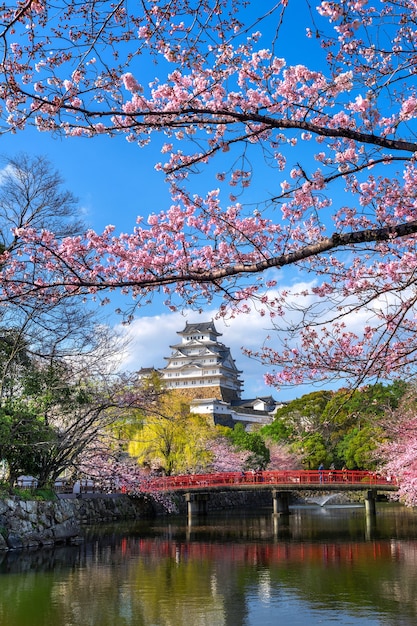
[272,490,290,517]
[364,489,377,517]
[185,492,209,520]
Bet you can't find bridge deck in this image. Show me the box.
[140,470,397,494]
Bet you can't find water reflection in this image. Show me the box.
[1,504,417,626]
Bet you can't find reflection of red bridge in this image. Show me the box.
[140,470,397,493]
[123,536,396,567]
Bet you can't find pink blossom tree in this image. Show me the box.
[206,435,250,473]
[267,441,303,471]
[78,452,180,513]
[1,1,417,390]
[378,393,417,506]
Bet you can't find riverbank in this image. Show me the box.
[0,494,154,551]
[0,489,369,551]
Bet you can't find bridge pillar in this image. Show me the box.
[364,489,377,517]
[185,492,209,520]
[272,490,290,517]
[365,511,377,540]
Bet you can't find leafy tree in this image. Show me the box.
[316,382,408,458]
[322,382,408,429]
[226,423,270,470]
[0,402,56,487]
[0,327,149,488]
[128,391,215,475]
[260,416,293,444]
[262,383,405,470]
[260,391,333,469]
[291,432,330,471]
[22,361,151,488]
[336,426,387,471]
[262,391,332,443]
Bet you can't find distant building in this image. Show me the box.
[138,320,282,429]
[189,397,282,430]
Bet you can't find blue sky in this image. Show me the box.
[0,2,340,402]
[0,129,324,401]
[0,129,328,400]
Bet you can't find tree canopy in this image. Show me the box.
[1,1,417,393]
[378,389,417,505]
[262,382,406,470]
[128,390,216,475]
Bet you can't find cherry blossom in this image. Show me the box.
[378,396,417,506]
[0,1,417,392]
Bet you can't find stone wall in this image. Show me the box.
[172,386,239,404]
[167,488,285,515]
[205,489,273,511]
[1,489,359,552]
[0,494,153,551]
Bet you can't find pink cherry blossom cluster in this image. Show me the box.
[0,1,417,394]
[205,436,250,473]
[378,402,417,506]
[78,452,179,513]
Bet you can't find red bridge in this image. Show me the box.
[140,469,397,493]
[138,469,397,518]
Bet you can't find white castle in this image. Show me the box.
[160,321,242,402]
[138,320,280,429]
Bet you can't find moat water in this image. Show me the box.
[1,503,417,625]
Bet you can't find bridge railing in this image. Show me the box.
[139,470,396,492]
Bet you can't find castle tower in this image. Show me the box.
[159,321,243,402]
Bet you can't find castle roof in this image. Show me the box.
[178,321,221,337]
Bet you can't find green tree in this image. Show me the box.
[322,382,408,431]
[23,361,148,488]
[291,433,330,471]
[336,426,387,470]
[269,391,333,439]
[0,402,56,487]
[263,383,408,471]
[0,339,147,489]
[263,391,333,468]
[321,382,408,466]
[260,416,293,444]
[226,423,270,470]
[128,391,215,475]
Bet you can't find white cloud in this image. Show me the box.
[113,276,401,402]
[0,164,15,185]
